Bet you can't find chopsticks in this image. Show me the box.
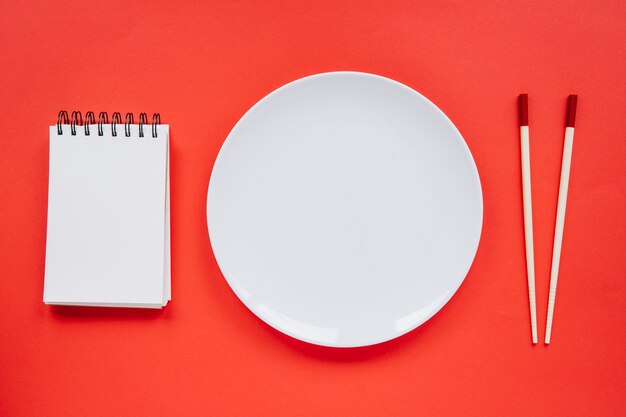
[519,94,538,344]
[517,94,578,345]
[545,95,578,344]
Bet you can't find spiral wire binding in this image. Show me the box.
[111,112,122,137]
[70,111,82,135]
[57,110,69,134]
[84,111,95,136]
[98,112,109,136]
[125,113,134,137]
[58,110,162,138]
[152,113,160,138]
[139,113,148,138]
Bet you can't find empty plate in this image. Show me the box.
[207,72,482,347]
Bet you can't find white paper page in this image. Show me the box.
[163,134,171,305]
[44,124,168,307]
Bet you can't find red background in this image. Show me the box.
[1,1,625,416]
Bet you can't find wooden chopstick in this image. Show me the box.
[519,94,538,344]
[545,95,578,344]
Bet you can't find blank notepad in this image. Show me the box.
[44,113,170,308]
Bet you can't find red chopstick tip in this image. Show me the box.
[566,95,578,128]
[519,94,529,126]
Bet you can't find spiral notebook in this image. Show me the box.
[44,111,170,308]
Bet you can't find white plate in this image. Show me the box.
[207,72,482,347]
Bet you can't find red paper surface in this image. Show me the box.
[1,1,625,416]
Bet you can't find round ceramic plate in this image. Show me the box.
[207,72,482,347]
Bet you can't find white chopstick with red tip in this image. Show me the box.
[545,95,578,344]
[519,94,538,344]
